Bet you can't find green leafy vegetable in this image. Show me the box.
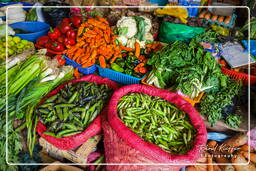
[118,27,129,36]
[225,114,241,129]
[199,78,242,126]
[133,16,146,41]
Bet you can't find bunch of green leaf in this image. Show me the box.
[241,17,256,39]
[194,29,219,43]
[225,114,241,129]
[147,39,224,98]
[147,41,194,88]
[0,114,22,171]
[199,78,242,126]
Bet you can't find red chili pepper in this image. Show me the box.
[139,67,148,74]
[51,41,65,52]
[57,35,65,43]
[36,35,50,46]
[70,16,82,28]
[66,29,77,39]
[74,68,80,79]
[48,27,61,40]
[45,40,53,49]
[64,37,76,46]
[60,23,72,34]
[61,18,70,25]
[56,54,66,66]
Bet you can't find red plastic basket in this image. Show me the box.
[221,67,256,85]
[35,44,64,57]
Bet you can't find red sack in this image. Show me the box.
[36,75,119,150]
[103,84,207,171]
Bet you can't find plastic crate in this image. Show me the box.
[181,92,204,106]
[242,40,256,57]
[10,21,50,42]
[97,65,146,85]
[0,2,32,11]
[205,14,237,28]
[63,55,97,75]
[149,0,168,6]
[221,66,256,85]
[179,1,200,17]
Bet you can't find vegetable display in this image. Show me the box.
[110,47,149,78]
[188,133,255,171]
[200,78,242,126]
[37,81,113,138]
[118,93,197,155]
[36,16,82,52]
[65,16,122,68]
[0,36,34,59]
[147,38,224,99]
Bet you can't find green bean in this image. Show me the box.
[117,93,197,155]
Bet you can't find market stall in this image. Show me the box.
[0,0,256,171]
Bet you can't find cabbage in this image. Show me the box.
[0,24,15,38]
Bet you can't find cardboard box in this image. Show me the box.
[39,135,101,164]
[40,161,83,171]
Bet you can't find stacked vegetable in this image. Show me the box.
[0,36,34,59]
[65,16,122,68]
[118,93,197,155]
[146,38,225,99]
[200,78,242,127]
[37,81,113,138]
[36,16,82,52]
[0,51,73,156]
[111,44,149,78]
[187,134,256,171]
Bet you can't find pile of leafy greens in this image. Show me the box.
[200,78,242,127]
[147,31,224,99]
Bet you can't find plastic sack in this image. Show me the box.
[36,75,119,150]
[159,22,205,43]
[103,84,207,170]
[155,5,188,24]
[211,25,230,36]
[42,1,70,27]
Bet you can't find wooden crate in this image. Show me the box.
[39,135,101,164]
[40,161,83,171]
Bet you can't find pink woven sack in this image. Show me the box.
[103,84,207,171]
[36,75,119,150]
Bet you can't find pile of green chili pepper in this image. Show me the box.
[118,93,197,155]
[36,82,113,138]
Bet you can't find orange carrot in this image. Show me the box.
[134,42,140,58]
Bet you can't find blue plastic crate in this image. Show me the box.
[0,2,32,11]
[97,65,146,85]
[242,40,256,57]
[179,2,200,17]
[63,55,97,75]
[10,21,50,42]
[149,0,168,6]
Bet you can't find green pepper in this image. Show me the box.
[116,58,125,68]
[124,68,133,75]
[111,63,124,72]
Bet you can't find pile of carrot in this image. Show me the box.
[65,16,122,68]
[187,133,256,171]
